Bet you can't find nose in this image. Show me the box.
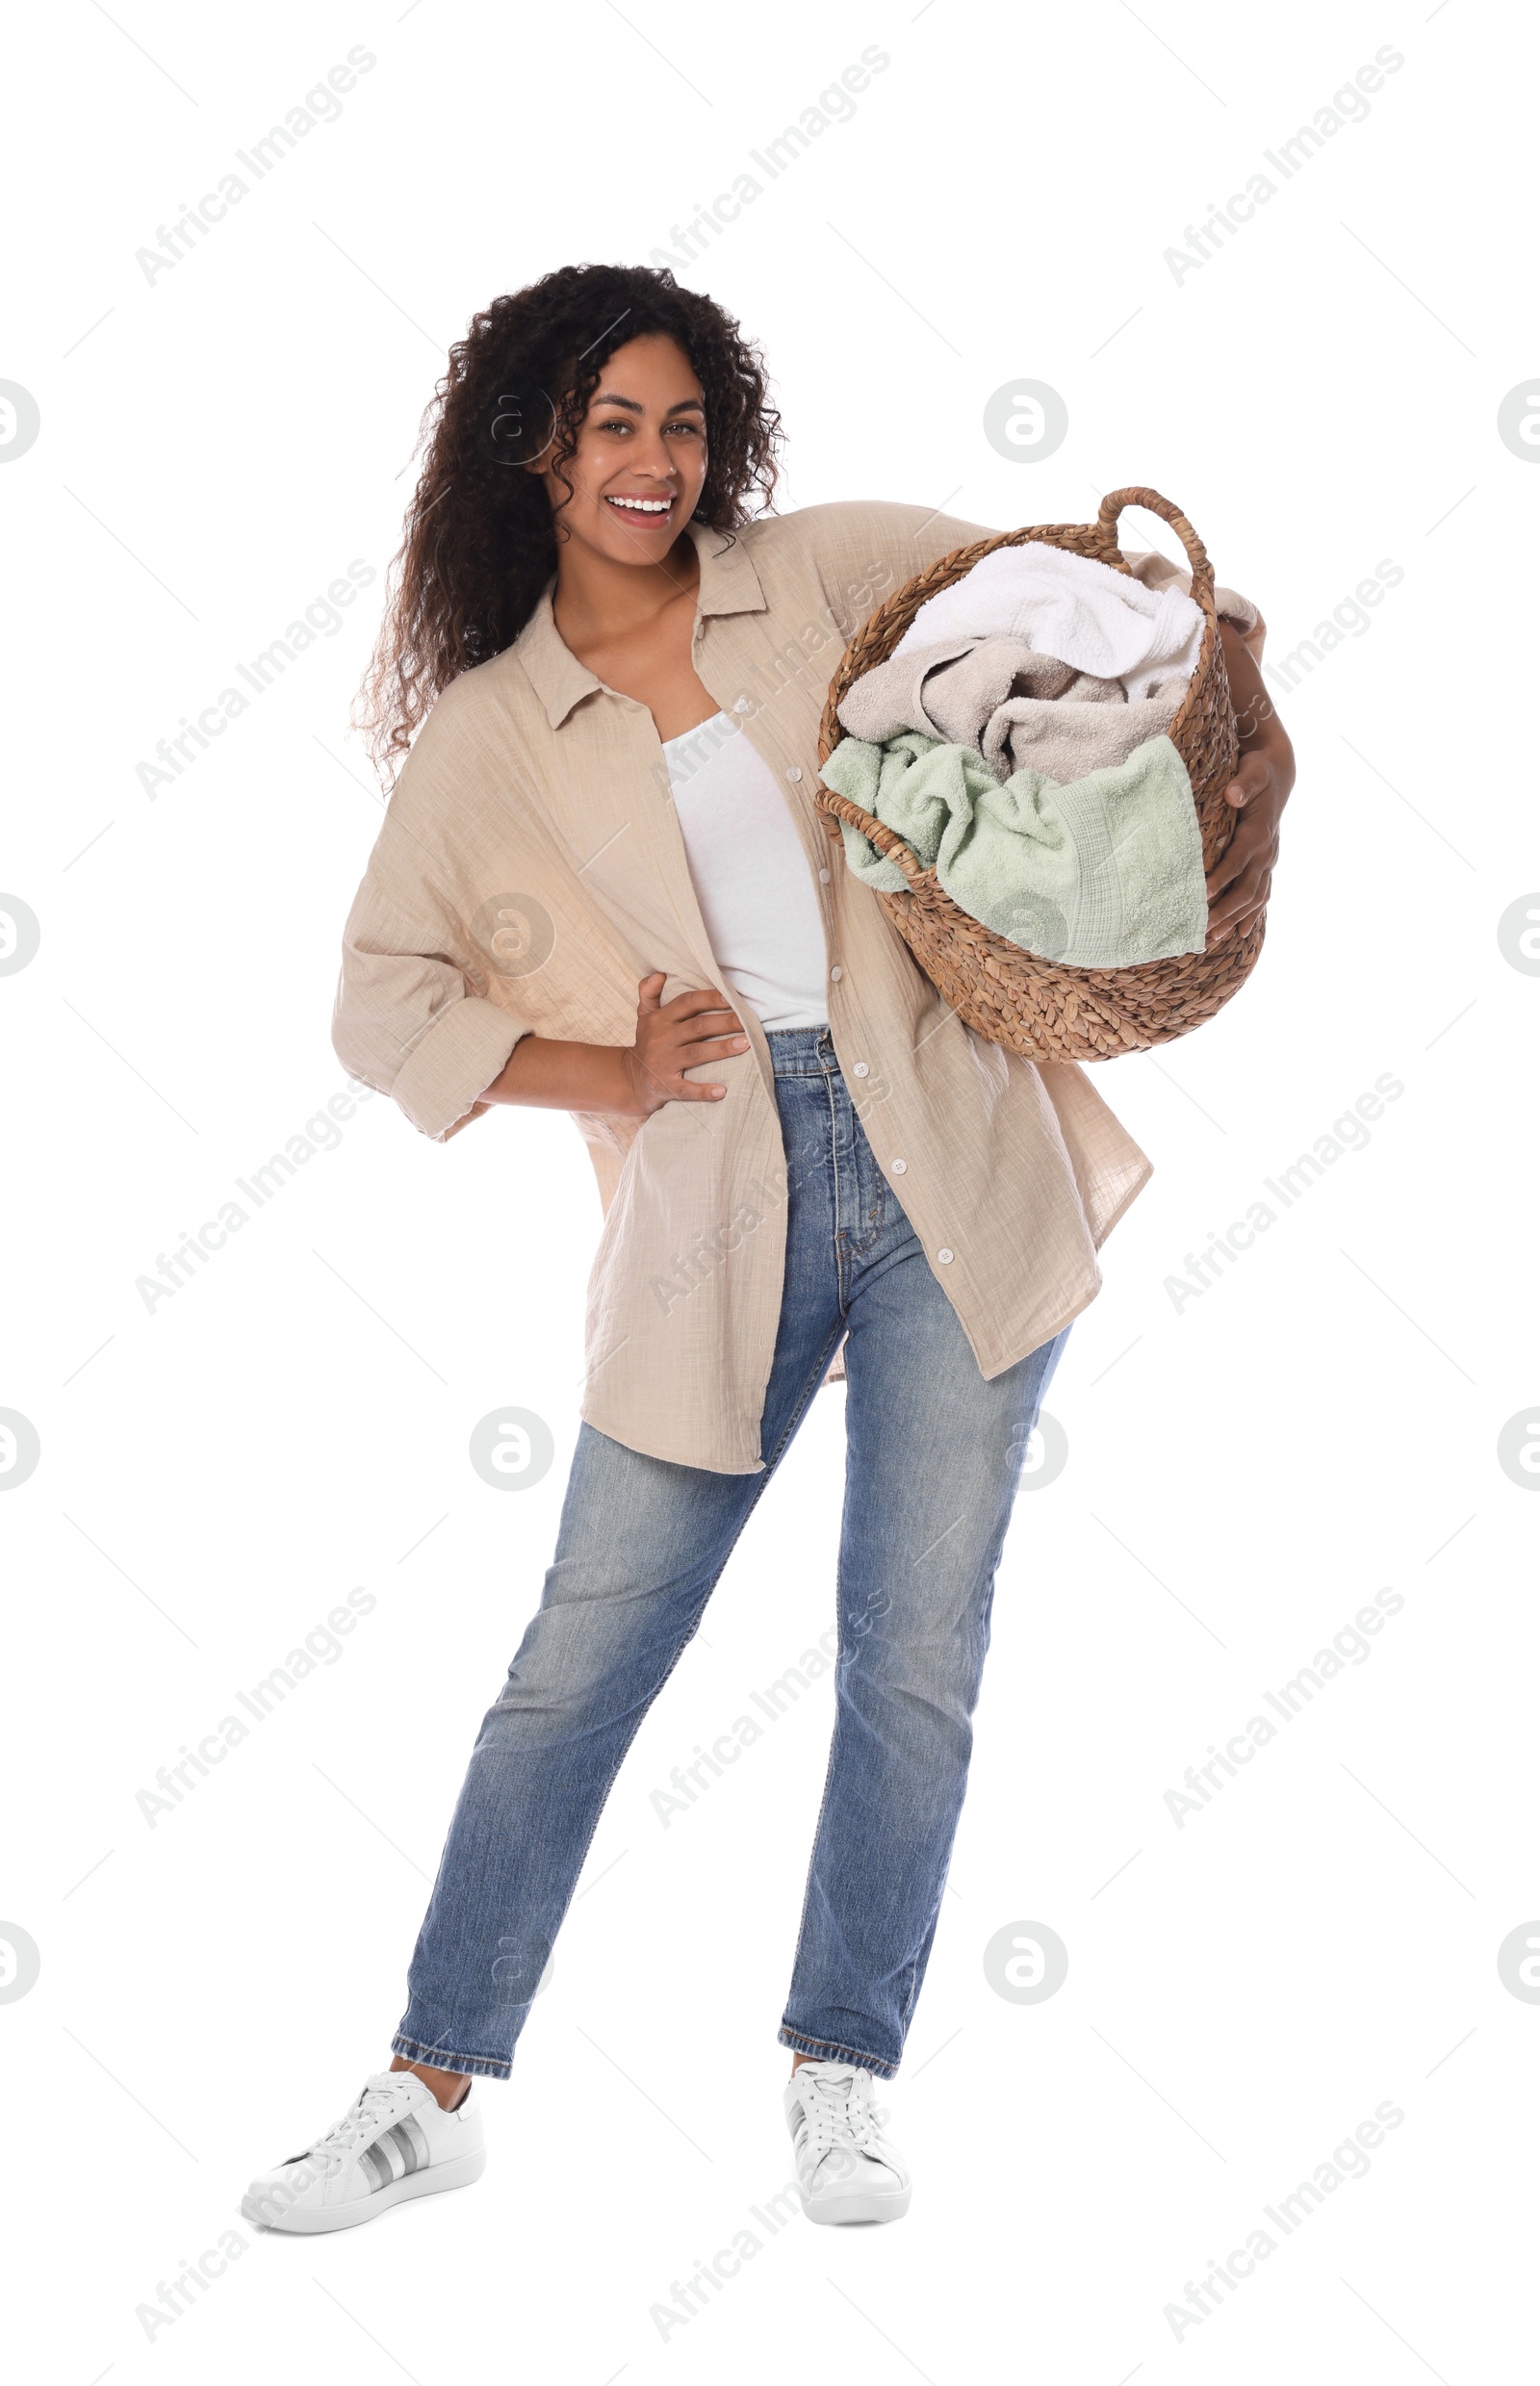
[628,425,679,478]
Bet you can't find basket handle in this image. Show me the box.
[1096,486,1216,616]
[813,785,931,891]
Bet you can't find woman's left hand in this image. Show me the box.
[1204,620,1295,949]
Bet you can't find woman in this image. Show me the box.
[243,263,1290,2234]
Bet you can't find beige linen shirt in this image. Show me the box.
[332,500,1265,1474]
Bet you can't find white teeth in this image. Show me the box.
[606,496,671,512]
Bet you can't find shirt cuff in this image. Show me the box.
[1214,581,1266,660]
[391,996,529,1142]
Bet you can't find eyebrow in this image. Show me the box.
[591,391,706,415]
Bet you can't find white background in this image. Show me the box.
[3,2,1536,2379]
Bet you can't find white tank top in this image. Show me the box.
[660,711,830,1031]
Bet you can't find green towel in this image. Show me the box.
[819,729,1207,968]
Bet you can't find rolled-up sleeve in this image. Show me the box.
[331,697,533,1143]
[333,909,528,1141]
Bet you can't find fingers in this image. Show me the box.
[650,1051,740,1100]
[1207,875,1264,927]
[1204,801,1275,942]
[631,976,751,1109]
[1206,859,1270,944]
[686,1030,752,1061]
[1205,841,1251,902]
[659,983,745,1028]
[654,1029,750,1094]
[673,1018,749,1059]
[1205,841,1248,903]
[1205,902,1259,948]
[1222,753,1273,809]
[1204,805,1273,902]
[638,975,742,1027]
[640,1067,728,1102]
[1205,898,1265,949]
[629,1044,727,1105]
[636,976,746,1048]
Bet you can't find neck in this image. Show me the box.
[552,525,702,649]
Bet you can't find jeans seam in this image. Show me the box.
[817,1064,853,1313]
[757,1307,853,1477]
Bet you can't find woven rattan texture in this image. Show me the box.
[813,487,1265,1062]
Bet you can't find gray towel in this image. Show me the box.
[837,635,1191,789]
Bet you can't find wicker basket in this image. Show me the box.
[814,485,1265,1062]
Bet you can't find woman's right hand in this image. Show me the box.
[623,971,751,1113]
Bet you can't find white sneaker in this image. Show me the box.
[243,2068,486,2234]
[783,2060,911,2224]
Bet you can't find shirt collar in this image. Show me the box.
[511,517,768,730]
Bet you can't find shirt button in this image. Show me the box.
[733,697,751,713]
[891,1157,907,1174]
[819,867,831,883]
[786,765,803,782]
[853,1062,869,1078]
[829,963,843,982]
[937,1247,954,1264]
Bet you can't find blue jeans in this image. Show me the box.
[393,1025,1068,2082]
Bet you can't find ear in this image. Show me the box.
[520,450,558,510]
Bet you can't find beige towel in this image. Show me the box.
[837,635,1190,788]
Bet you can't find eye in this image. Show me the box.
[597,417,633,434]
[664,419,702,438]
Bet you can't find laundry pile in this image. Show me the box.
[819,542,1213,970]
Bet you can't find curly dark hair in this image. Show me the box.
[355,263,783,774]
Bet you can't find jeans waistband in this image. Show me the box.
[763,1024,838,1078]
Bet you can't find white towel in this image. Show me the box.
[892,541,1205,700]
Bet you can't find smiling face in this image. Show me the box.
[530,332,708,566]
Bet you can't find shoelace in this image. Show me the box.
[791,2064,886,2173]
[287,2079,410,2166]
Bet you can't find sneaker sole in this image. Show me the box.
[242,2146,487,2234]
[798,2184,911,2225]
